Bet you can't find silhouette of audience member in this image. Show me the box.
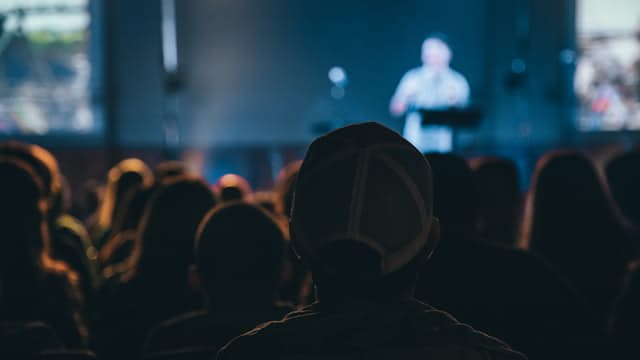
[521,151,630,331]
[98,160,187,272]
[470,157,522,247]
[606,151,640,252]
[215,174,252,202]
[415,153,604,360]
[0,158,88,348]
[52,175,101,290]
[90,158,153,248]
[0,142,99,317]
[217,122,525,360]
[96,176,216,360]
[145,202,292,354]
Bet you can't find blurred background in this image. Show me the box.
[1,0,639,203]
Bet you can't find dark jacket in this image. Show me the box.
[217,299,526,360]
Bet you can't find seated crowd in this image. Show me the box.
[1,123,640,359]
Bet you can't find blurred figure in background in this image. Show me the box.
[606,150,640,235]
[0,158,88,349]
[99,160,191,272]
[521,151,631,332]
[216,174,252,202]
[0,141,99,320]
[90,158,153,248]
[470,157,522,247]
[96,176,216,360]
[145,202,292,355]
[390,33,470,153]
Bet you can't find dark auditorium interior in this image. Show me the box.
[2,0,640,359]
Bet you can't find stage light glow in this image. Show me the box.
[328,66,347,87]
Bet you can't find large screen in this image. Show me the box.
[177,0,485,146]
[575,0,640,131]
[0,0,101,136]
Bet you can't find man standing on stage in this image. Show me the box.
[390,34,470,152]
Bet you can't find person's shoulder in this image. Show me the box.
[145,310,210,352]
[402,67,424,79]
[414,304,526,359]
[218,302,527,360]
[216,306,314,359]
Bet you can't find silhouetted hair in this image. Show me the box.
[274,161,302,218]
[195,202,285,301]
[606,150,640,226]
[0,158,85,342]
[216,174,252,202]
[521,151,627,252]
[96,158,153,231]
[0,141,61,209]
[424,153,478,242]
[521,151,629,323]
[470,157,521,247]
[123,176,217,286]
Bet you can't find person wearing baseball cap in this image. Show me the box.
[217,122,525,360]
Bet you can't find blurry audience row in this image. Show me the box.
[2,126,640,359]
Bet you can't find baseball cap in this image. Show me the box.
[290,122,433,274]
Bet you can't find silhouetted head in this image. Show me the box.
[125,176,216,287]
[425,153,478,246]
[522,151,626,249]
[290,122,438,302]
[274,160,302,217]
[0,158,47,267]
[216,174,252,202]
[97,158,153,230]
[521,151,628,301]
[195,202,285,306]
[470,156,521,247]
[0,141,61,212]
[606,150,640,226]
[0,158,77,296]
